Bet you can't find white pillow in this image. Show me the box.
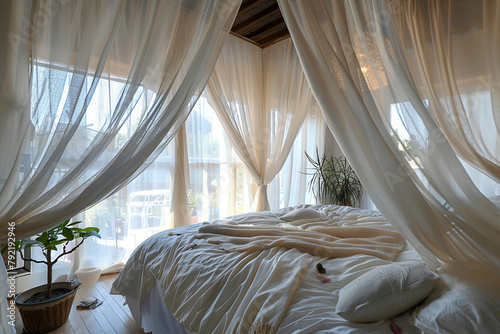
[336,262,439,322]
[412,289,500,334]
[411,269,500,334]
[280,207,323,222]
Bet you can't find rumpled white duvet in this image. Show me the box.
[112,205,423,333]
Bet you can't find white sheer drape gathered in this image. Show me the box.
[0,0,239,240]
[171,124,191,228]
[183,94,254,221]
[206,35,317,211]
[268,109,326,210]
[279,0,500,274]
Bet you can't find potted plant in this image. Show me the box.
[188,189,201,223]
[305,149,363,207]
[2,220,100,333]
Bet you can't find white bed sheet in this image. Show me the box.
[127,280,187,334]
[113,205,424,333]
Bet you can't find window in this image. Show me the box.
[185,95,253,222]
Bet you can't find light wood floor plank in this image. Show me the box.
[52,320,74,334]
[88,284,132,334]
[93,280,137,334]
[99,276,136,320]
[80,286,117,334]
[68,304,91,334]
[76,303,106,334]
[14,273,145,334]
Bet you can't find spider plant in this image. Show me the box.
[305,150,363,207]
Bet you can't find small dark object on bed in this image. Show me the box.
[390,323,403,334]
[168,232,183,236]
[316,263,326,274]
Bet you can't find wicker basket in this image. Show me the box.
[15,281,79,333]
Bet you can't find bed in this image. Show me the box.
[111,204,500,334]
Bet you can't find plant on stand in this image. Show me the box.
[2,219,100,333]
[305,149,363,207]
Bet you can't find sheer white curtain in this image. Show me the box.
[268,109,326,210]
[396,0,500,183]
[206,35,316,211]
[171,124,191,228]
[184,94,254,221]
[73,93,255,275]
[0,1,239,331]
[279,0,500,275]
[0,0,239,239]
[73,141,177,272]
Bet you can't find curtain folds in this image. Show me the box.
[206,35,317,211]
[183,94,254,222]
[278,0,500,274]
[171,124,191,228]
[267,108,326,210]
[0,0,239,241]
[396,0,500,183]
[0,2,239,330]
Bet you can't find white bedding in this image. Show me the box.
[112,205,425,333]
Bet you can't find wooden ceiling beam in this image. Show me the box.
[247,19,287,41]
[259,31,290,48]
[235,0,269,20]
[232,4,280,34]
[231,0,291,48]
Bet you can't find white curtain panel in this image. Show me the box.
[0,0,239,241]
[279,0,500,274]
[171,124,191,228]
[268,109,325,210]
[71,93,256,273]
[206,35,317,211]
[396,0,500,183]
[183,94,254,221]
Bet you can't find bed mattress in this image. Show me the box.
[112,205,425,333]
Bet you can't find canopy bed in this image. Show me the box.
[112,205,500,333]
[2,0,500,333]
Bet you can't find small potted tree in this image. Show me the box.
[2,219,100,333]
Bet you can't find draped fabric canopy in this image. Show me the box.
[0,1,239,331]
[3,3,500,333]
[279,0,500,275]
[0,0,239,241]
[206,35,317,211]
[396,0,500,183]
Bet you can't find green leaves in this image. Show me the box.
[35,232,49,244]
[21,240,44,249]
[62,227,74,240]
[82,230,100,240]
[5,219,102,300]
[305,150,363,207]
[12,220,101,253]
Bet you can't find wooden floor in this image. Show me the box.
[14,273,146,334]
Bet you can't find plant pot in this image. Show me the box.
[15,281,79,333]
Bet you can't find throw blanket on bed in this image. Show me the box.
[147,234,314,334]
[196,224,406,261]
[113,207,408,334]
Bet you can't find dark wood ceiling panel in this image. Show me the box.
[231,0,290,48]
[232,4,280,34]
